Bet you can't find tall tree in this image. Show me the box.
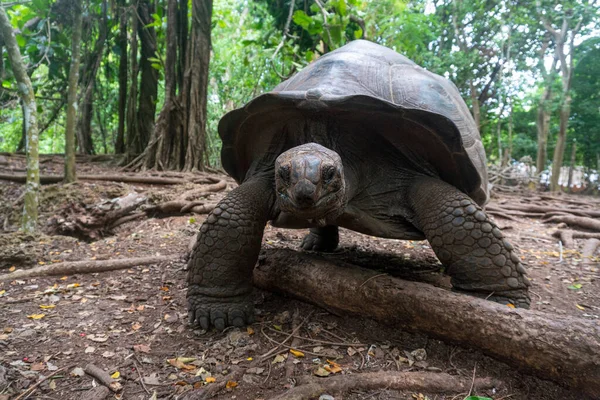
[0,6,40,232]
[136,0,159,152]
[64,0,83,182]
[139,0,213,171]
[539,3,585,191]
[115,0,128,154]
[535,36,558,176]
[76,0,109,155]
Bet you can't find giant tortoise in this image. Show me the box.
[187,40,530,330]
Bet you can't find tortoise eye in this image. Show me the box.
[278,165,291,183]
[322,166,336,182]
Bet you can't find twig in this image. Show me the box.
[134,361,151,395]
[267,327,368,347]
[272,0,295,60]
[314,0,334,47]
[359,273,387,288]
[467,362,477,396]
[259,310,314,361]
[13,365,71,400]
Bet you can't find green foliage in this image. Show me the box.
[0,0,599,175]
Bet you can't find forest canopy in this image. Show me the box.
[0,0,599,178]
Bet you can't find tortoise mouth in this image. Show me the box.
[278,189,344,221]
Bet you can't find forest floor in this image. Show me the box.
[0,155,598,400]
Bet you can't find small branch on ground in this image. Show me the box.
[0,256,173,282]
[84,363,122,392]
[270,371,500,400]
[13,365,72,400]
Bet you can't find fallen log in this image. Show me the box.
[47,192,148,240]
[0,256,172,282]
[253,248,600,397]
[0,173,188,185]
[270,371,500,400]
[544,215,600,232]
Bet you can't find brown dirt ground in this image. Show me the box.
[0,155,598,400]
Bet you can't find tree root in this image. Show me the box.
[582,238,600,264]
[270,371,500,400]
[551,230,574,248]
[0,256,173,281]
[543,215,600,232]
[254,248,600,397]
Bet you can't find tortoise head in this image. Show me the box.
[275,143,346,225]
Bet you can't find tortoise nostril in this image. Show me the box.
[293,181,316,207]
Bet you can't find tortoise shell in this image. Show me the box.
[218,40,488,205]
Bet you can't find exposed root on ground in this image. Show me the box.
[270,371,500,400]
[0,256,173,281]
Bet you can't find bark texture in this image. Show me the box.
[136,0,159,150]
[253,248,600,397]
[64,0,83,182]
[0,7,40,233]
[75,0,108,155]
[136,0,212,171]
[115,0,128,154]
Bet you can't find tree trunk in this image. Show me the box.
[504,101,513,167]
[567,140,577,191]
[64,0,83,183]
[75,0,108,155]
[254,248,600,397]
[183,0,212,171]
[535,88,551,176]
[144,0,182,170]
[468,80,481,128]
[115,0,128,154]
[0,7,40,233]
[137,0,211,172]
[136,0,158,151]
[125,1,139,156]
[550,95,572,191]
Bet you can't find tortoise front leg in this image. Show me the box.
[187,178,274,330]
[408,177,531,308]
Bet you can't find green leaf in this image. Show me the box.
[353,27,363,39]
[217,20,227,28]
[292,10,313,29]
[16,35,26,47]
[305,50,315,62]
[567,283,582,290]
[151,63,162,71]
[334,0,347,16]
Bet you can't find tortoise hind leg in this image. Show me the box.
[301,225,339,252]
[408,177,531,308]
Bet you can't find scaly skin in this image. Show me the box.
[409,177,531,308]
[187,178,274,330]
[301,225,339,252]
